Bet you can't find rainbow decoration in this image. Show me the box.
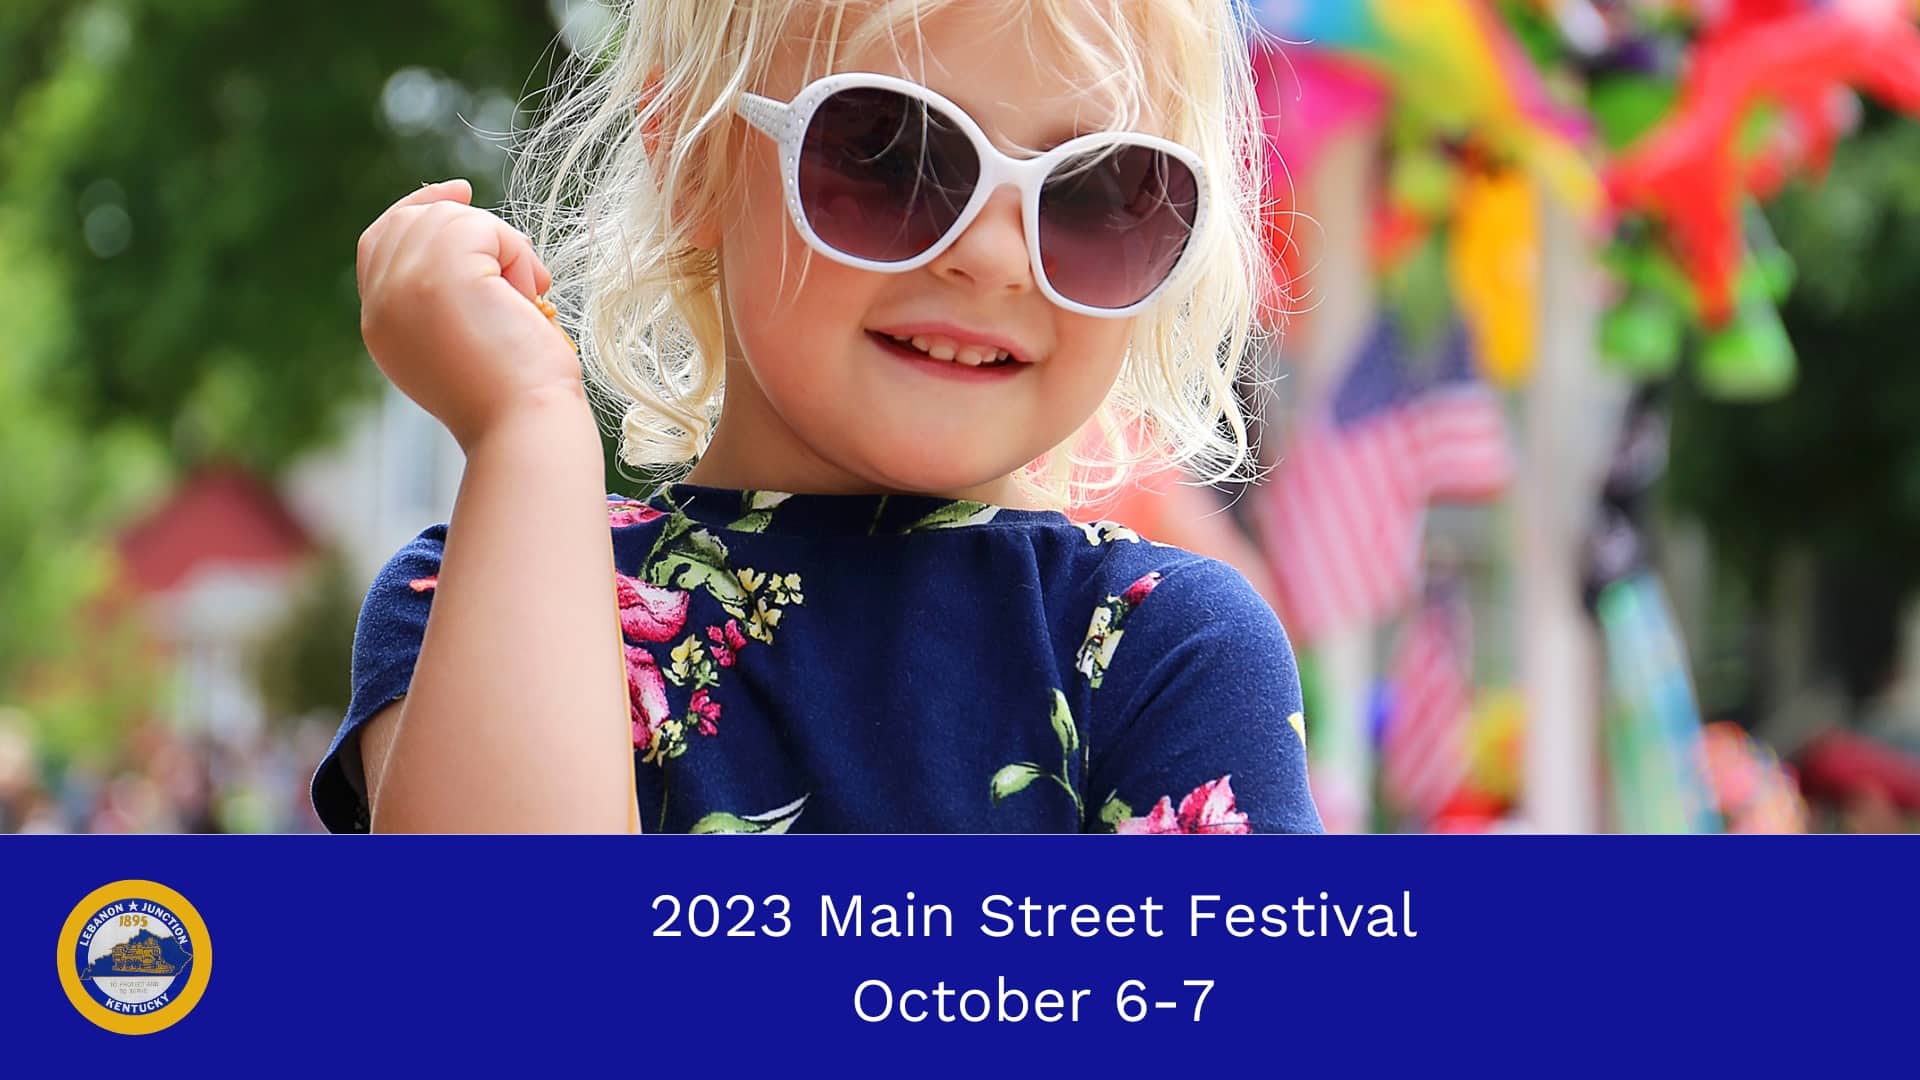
[1252,0,1601,214]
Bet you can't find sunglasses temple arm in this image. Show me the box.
[735,92,787,138]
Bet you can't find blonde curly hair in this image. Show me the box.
[509,0,1276,508]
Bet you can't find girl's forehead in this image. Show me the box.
[765,2,1158,146]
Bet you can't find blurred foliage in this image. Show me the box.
[1667,112,1920,689]
[12,612,164,767]
[256,554,362,727]
[2,0,562,469]
[0,0,576,712]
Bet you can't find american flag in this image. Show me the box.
[1259,317,1512,642]
[1381,583,1474,825]
[1418,323,1515,503]
[1262,318,1427,641]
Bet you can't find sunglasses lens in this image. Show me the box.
[1038,145,1199,309]
[798,87,981,263]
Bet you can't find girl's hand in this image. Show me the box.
[356,179,582,449]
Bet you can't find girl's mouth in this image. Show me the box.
[867,331,1026,378]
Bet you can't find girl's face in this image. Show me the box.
[695,6,1142,505]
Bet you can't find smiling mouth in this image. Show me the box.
[869,330,1019,368]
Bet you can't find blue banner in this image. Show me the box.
[8,837,1915,1072]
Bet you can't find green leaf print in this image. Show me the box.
[1048,689,1078,756]
[990,763,1048,804]
[690,794,810,834]
[1098,795,1134,828]
[989,690,1087,818]
[657,508,692,545]
[726,491,793,533]
[902,500,999,532]
[690,813,758,833]
[646,528,750,611]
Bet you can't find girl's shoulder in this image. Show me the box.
[1055,517,1271,628]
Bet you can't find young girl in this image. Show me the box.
[313,0,1322,834]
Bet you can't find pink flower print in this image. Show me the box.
[705,619,748,667]
[689,688,721,736]
[1113,798,1180,834]
[408,575,439,593]
[625,645,672,749]
[1114,776,1251,835]
[608,501,664,528]
[615,572,690,643]
[1175,775,1250,833]
[1122,571,1162,607]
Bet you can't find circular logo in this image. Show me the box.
[57,880,211,1034]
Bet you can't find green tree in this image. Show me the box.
[1667,114,1920,700]
[4,0,566,469]
[0,0,586,711]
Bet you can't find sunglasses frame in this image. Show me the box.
[735,71,1211,318]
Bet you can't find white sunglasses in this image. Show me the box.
[735,72,1211,318]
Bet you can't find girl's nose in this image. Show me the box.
[928,188,1034,298]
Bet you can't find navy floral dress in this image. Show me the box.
[310,485,1323,834]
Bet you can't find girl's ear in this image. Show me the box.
[636,76,665,160]
[638,75,722,252]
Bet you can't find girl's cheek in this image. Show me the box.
[1059,318,1135,382]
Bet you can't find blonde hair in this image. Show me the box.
[510,0,1276,508]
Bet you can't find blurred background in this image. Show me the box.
[3,0,1919,833]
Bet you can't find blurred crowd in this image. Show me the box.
[0,711,332,834]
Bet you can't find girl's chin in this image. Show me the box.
[840,444,1030,502]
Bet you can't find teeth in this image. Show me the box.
[889,332,1014,366]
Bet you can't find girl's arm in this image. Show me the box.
[362,387,636,833]
[352,179,634,833]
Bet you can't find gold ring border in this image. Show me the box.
[57,879,212,1035]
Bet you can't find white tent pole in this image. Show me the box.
[1289,127,1380,833]
[1516,190,1624,833]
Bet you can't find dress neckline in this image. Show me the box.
[640,483,1069,538]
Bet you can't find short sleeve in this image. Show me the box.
[1086,558,1324,834]
[308,525,446,833]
